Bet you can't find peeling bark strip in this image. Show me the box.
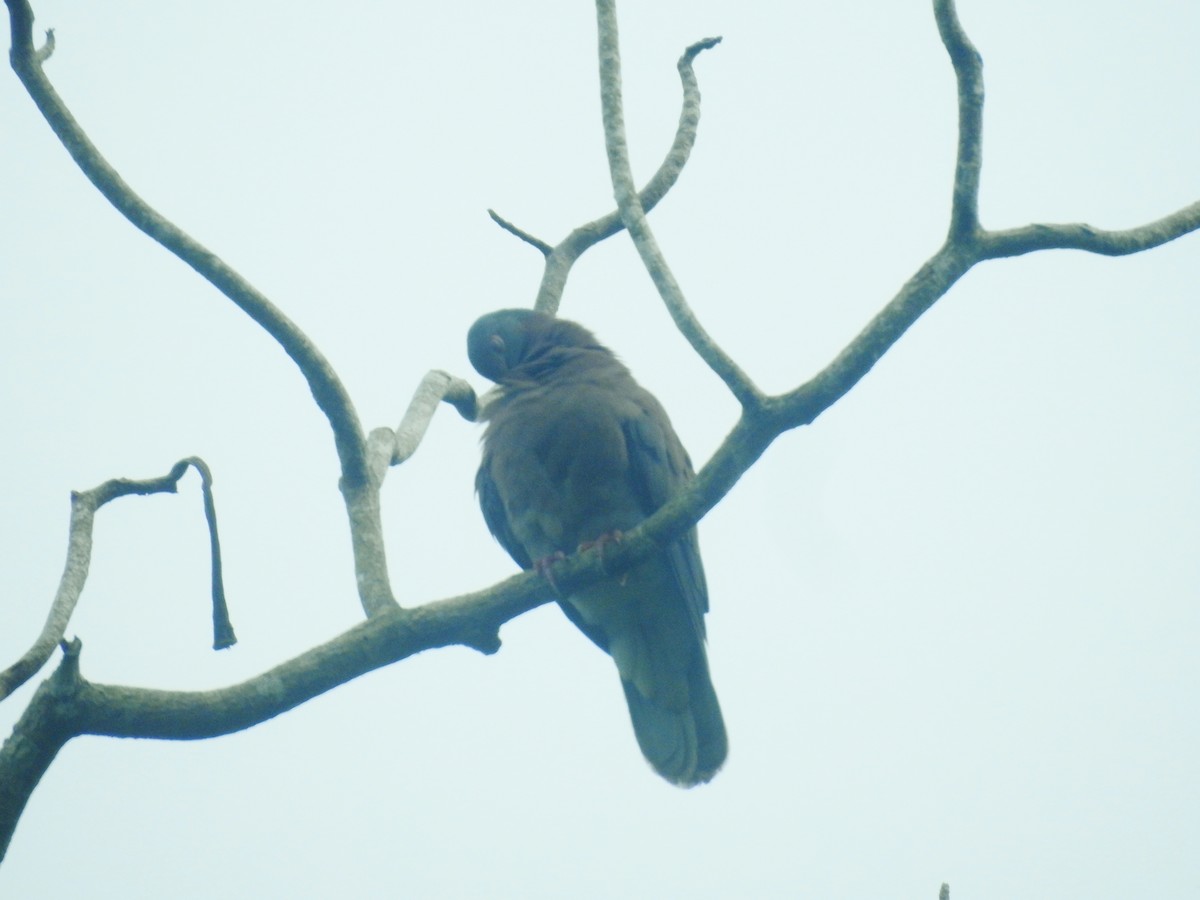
[0,459,231,704]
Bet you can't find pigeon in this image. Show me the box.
[469,308,726,786]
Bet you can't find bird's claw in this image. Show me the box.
[533,551,567,596]
[578,530,624,575]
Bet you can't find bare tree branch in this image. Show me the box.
[2,0,411,617]
[773,0,1200,431]
[490,36,721,316]
[3,0,369,488]
[772,244,974,427]
[594,1,761,408]
[537,35,723,315]
[0,639,81,860]
[487,209,554,256]
[0,445,766,860]
[0,460,227,702]
[934,0,983,241]
[4,0,1199,872]
[982,204,1200,258]
[0,388,787,862]
[367,370,480,483]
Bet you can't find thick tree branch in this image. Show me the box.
[4,0,369,488]
[0,424,779,860]
[0,639,82,860]
[772,242,975,427]
[766,0,986,427]
[0,459,230,702]
[594,0,761,408]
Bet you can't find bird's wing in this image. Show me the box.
[476,456,533,570]
[621,392,709,639]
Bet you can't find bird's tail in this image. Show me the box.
[619,646,727,787]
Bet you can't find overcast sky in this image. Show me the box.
[2,2,1198,898]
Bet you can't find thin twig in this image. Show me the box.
[487,209,553,256]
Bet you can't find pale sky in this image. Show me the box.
[2,2,1198,898]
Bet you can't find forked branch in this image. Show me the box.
[595,0,761,408]
[596,0,1199,474]
[490,37,721,315]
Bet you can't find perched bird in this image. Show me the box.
[469,308,727,786]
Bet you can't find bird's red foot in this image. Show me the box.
[578,530,624,574]
[533,551,567,595]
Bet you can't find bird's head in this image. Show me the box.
[467,308,607,383]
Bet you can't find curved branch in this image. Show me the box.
[488,36,721,315]
[4,0,369,488]
[535,35,723,315]
[934,0,984,241]
[347,372,478,616]
[594,1,760,407]
[366,370,479,484]
[0,459,225,702]
[981,203,1200,258]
